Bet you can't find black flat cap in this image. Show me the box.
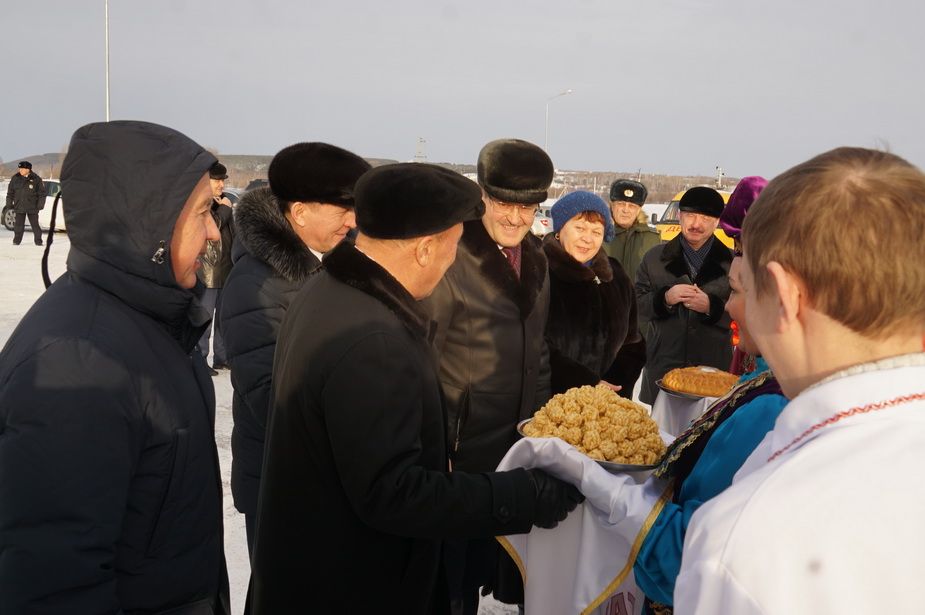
[18,161,32,169]
[679,186,725,218]
[355,163,485,239]
[477,139,553,204]
[268,142,371,207]
[209,162,228,180]
[609,179,648,205]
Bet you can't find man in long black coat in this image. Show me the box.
[250,163,582,614]
[6,160,47,245]
[0,121,229,613]
[636,187,734,404]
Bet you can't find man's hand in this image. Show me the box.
[683,286,711,314]
[527,468,585,529]
[598,380,623,392]
[665,284,697,306]
[217,196,232,207]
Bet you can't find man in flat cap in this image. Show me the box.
[6,160,47,246]
[197,161,235,374]
[422,138,554,612]
[635,186,733,404]
[249,163,582,614]
[219,142,370,555]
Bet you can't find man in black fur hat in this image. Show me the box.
[249,163,582,614]
[636,186,733,404]
[422,138,554,613]
[219,142,371,555]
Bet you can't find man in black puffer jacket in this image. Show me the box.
[6,160,47,245]
[219,142,371,554]
[0,121,229,614]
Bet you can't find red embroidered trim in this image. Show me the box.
[767,392,925,463]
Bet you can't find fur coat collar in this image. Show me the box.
[460,219,547,317]
[543,234,614,285]
[660,234,732,283]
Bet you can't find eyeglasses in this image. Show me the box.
[488,198,539,217]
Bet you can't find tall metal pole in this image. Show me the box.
[543,89,574,153]
[105,0,110,122]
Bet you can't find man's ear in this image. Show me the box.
[288,202,307,227]
[414,236,435,267]
[766,261,804,330]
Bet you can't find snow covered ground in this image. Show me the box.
[0,228,516,614]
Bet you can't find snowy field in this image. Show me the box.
[0,228,516,614]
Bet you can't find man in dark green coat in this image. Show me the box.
[604,179,661,279]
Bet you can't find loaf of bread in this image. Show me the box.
[662,366,738,397]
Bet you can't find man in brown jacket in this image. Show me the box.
[423,138,554,614]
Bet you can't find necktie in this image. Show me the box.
[501,247,521,279]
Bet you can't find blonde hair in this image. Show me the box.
[743,147,925,338]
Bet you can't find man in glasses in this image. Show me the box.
[423,138,554,614]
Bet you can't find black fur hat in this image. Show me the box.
[679,186,725,218]
[268,142,371,207]
[477,139,554,204]
[209,162,228,180]
[18,161,32,169]
[609,179,647,205]
[355,163,485,239]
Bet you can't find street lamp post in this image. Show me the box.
[104,0,110,121]
[544,89,574,152]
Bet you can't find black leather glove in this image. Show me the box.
[527,468,585,529]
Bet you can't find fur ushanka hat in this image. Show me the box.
[355,163,484,240]
[679,186,725,218]
[477,139,554,204]
[268,142,371,207]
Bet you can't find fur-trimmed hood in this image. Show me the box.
[233,187,320,284]
[543,234,614,285]
[459,219,547,317]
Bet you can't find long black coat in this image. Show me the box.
[6,171,47,213]
[250,242,537,614]
[219,187,319,516]
[543,235,642,394]
[0,121,228,613]
[422,219,551,473]
[635,235,733,404]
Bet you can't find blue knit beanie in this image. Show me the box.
[550,190,615,242]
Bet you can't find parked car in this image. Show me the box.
[653,188,733,248]
[2,179,66,232]
[531,201,554,237]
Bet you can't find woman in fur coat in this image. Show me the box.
[544,190,643,396]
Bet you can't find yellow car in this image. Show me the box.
[655,188,734,248]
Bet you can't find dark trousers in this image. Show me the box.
[198,288,226,364]
[245,512,257,560]
[13,212,42,245]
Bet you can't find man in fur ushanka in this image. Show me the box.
[219,142,371,554]
[422,138,554,613]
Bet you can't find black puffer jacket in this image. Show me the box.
[219,187,320,515]
[0,121,228,614]
[6,171,47,213]
[543,235,641,394]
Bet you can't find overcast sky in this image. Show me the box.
[2,0,921,178]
